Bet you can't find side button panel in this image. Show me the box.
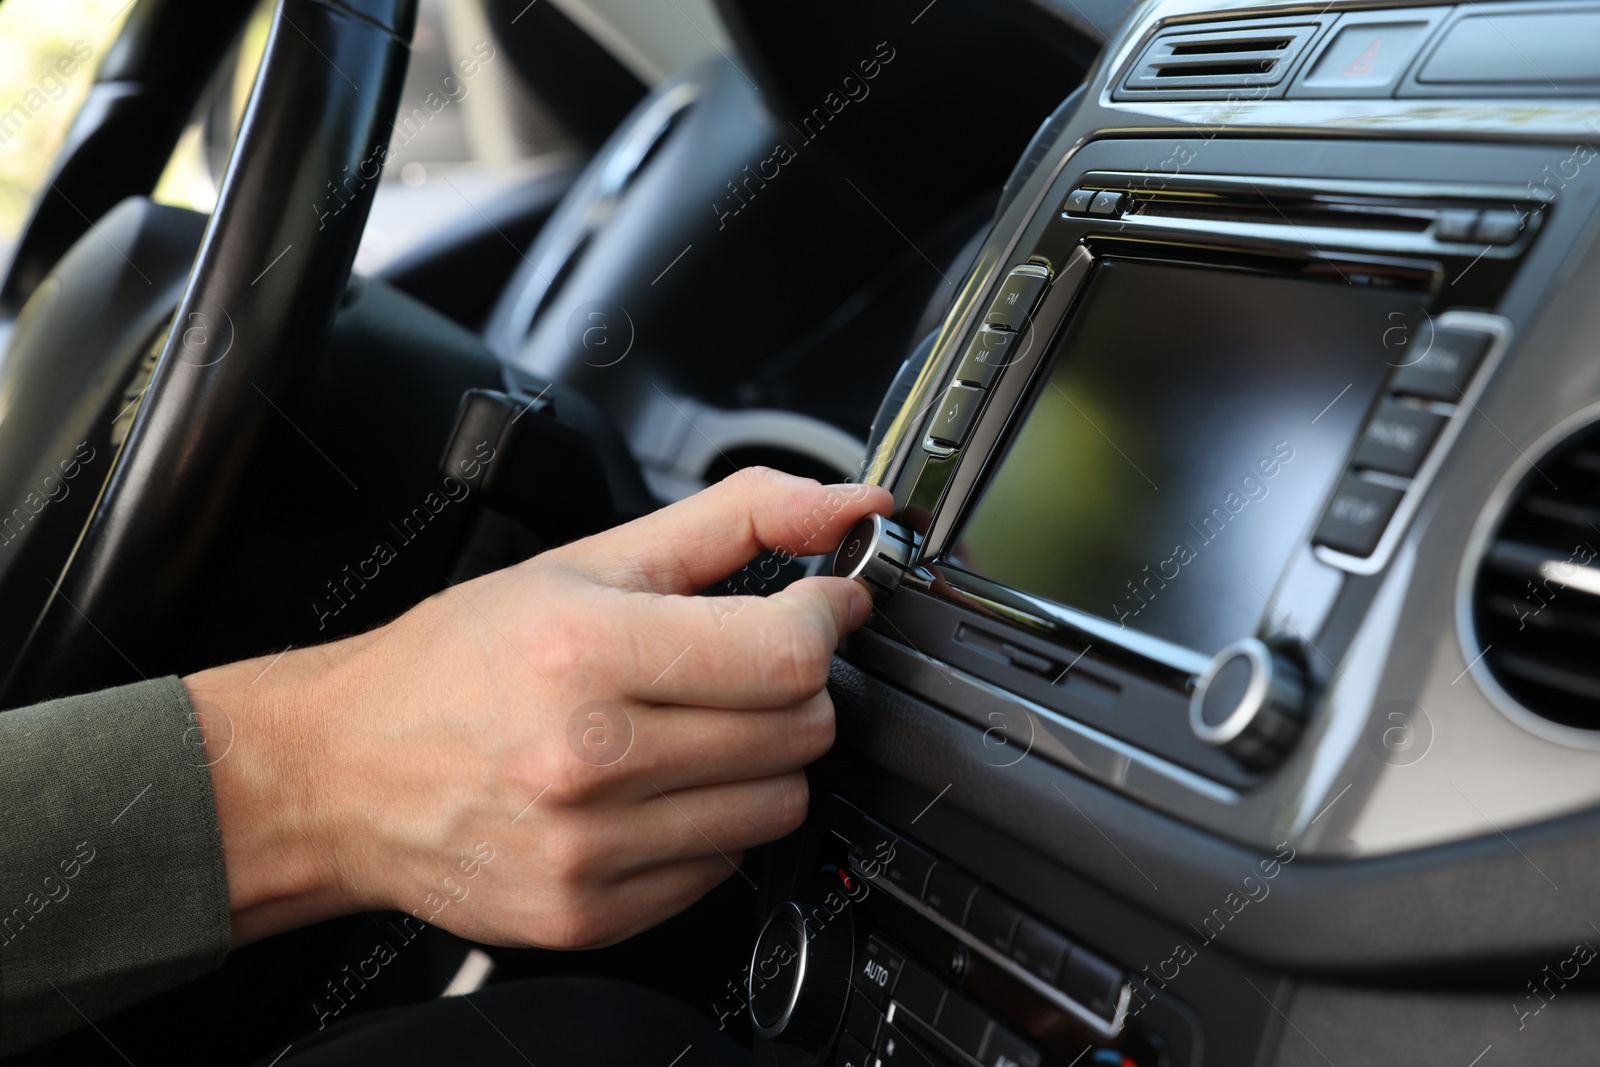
[933,993,992,1060]
[845,989,884,1050]
[890,960,945,1025]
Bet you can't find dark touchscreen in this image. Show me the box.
[950,258,1418,656]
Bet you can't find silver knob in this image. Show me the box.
[1190,638,1307,771]
[832,514,916,599]
[748,900,853,1059]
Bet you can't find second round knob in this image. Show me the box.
[1189,637,1307,771]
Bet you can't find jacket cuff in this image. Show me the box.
[0,676,231,1054]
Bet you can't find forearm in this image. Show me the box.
[184,631,390,947]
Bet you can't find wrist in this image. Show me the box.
[184,641,364,945]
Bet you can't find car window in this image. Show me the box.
[152,0,573,207]
[0,0,132,267]
[150,0,591,277]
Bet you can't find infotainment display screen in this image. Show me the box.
[948,258,1419,657]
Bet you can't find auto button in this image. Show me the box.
[857,937,904,1010]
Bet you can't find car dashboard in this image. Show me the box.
[6,0,1596,1063]
[746,2,1600,1065]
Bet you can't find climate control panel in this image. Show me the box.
[744,799,1193,1067]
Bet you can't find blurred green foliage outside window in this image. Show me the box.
[0,0,131,261]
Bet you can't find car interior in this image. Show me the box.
[2,0,1600,1063]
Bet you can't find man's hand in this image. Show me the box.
[184,468,892,948]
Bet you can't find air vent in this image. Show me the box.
[1117,17,1325,99]
[1469,415,1600,732]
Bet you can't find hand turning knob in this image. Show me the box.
[832,514,916,600]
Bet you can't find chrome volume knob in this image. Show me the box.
[1190,638,1307,771]
[832,514,917,599]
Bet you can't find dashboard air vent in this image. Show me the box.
[1117,18,1323,99]
[1469,415,1600,732]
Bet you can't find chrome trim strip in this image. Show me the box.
[1088,212,1521,260]
[1082,169,1550,206]
[929,569,1214,681]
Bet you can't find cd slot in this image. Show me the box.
[1127,192,1438,232]
[953,622,1120,708]
[1070,170,1547,256]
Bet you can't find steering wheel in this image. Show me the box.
[0,0,417,705]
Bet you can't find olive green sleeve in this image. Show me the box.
[0,676,232,1055]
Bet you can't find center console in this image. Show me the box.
[742,1,1600,1065]
[853,135,1536,799]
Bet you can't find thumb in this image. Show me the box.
[769,575,875,655]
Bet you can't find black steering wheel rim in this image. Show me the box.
[0,0,417,704]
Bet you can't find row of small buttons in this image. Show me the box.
[840,935,1044,1067]
[846,816,1126,1028]
[1314,323,1492,557]
[1062,187,1129,219]
[1435,208,1525,247]
[926,264,1052,452]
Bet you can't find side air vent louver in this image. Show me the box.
[1469,414,1600,733]
[1116,17,1325,100]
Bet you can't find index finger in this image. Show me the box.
[564,467,893,595]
